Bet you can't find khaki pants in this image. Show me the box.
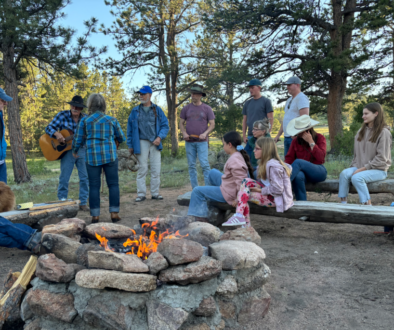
[136,140,161,197]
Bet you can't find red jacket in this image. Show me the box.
[285,133,326,165]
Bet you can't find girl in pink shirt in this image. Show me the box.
[187,131,254,222]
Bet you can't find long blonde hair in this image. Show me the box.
[358,102,386,143]
[257,137,292,180]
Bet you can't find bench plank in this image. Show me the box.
[306,179,394,195]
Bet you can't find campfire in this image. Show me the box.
[95,216,188,259]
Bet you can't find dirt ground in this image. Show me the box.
[1,186,394,330]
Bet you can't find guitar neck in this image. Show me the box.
[65,135,74,142]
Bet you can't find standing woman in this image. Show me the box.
[338,103,392,206]
[72,94,126,223]
[248,118,271,170]
[285,115,327,200]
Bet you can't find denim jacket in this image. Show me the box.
[0,111,7,161]
[126,103,169,154]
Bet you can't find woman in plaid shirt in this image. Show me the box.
[72,94,126,223]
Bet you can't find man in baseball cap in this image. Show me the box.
[274,76,310,156]
[0,88,12,183]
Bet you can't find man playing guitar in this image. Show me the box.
[45,95,89,211]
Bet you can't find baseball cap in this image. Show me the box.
[283,77,302,85]
[246,79,262,87]
[136,86,153,94]
[0,88,12,102]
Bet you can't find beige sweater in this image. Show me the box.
[350,126,392,171]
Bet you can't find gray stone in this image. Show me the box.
[143,252,169,275]
[209,240,266,270]
[158,238,203,265]
[88,251,149,273]
[237,290,271,324]
[20,289,34,321]
[42,218,86,240]
[147,300,189,330]
[220,227,261,245]
[76,243,104,267]
[217,300,236,320]
[236,263,271,293]
[182,324,211,330]
[180,222,221,247]
[159,256,222,285]
[216,275,238,299]
[23,318,41,330]
[36,254,79,282]
[192,296,216,317]
[84,222,134,239]
[75,269,157,292]
[41,233,82,264]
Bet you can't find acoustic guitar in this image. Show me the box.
[39,129,73,161]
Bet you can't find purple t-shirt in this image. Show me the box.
[180,103,215,142]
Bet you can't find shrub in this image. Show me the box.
[333,122,361,156]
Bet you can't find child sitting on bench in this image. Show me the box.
[223,137,294,227]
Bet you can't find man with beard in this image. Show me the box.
[180,84,215,189]
[127,86,169,202]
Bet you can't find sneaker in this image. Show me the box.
[135,196,146,202]
[222,213,246,226]
[152,195,163,200]
[79,205,90,211]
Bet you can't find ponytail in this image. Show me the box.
[239,149,255,180]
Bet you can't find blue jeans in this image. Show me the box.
[59,149,89,205]
[86,159,120,217]
[0,216,35,250]
[290,159,327,201]
[0,162,7,184]
[187,169,226,218]
[186,142,211,189]
[284,136,293,157]
[338,167,387,204]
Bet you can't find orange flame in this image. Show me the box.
[95,233,113,252]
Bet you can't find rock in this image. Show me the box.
[216,275,238,299]
[237,293,271,324]
[75,269,157,292]
[147,300,189,330]
[60,217,86,230]
[41,233,82,264]
[159,256,222,285]
[140,215,194,232]
[25,288,77,323]
[180,222,221,247]
[158,238,203,265]
[24,318,41,330]
[183,324,211,330]
[88,251,149,273]
[42,218,86,241]
[192,296,216,317]
[217,300,236,320]
[143,252,169,275]
[20,289,34,321]
[84,222,133,239]
[76,243,104,267]
[220,227,261,245]
[209,240,265,270]
[36,254,80,282]
[236,263,271,293]
[216,320,225,330]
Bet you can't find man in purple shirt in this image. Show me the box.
[180,84,215,189]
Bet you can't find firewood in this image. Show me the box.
[28,200,78,211]
[0,271,20,299]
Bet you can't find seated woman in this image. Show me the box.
[338,102,391,208]
[224,137,293,227]
[73,93,126,223]
[285,115,327,201]
[187,131,254,224]
[248,118,271,170]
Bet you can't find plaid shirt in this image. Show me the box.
[45,110,87,137]
[72,111,126,166]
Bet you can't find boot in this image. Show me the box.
[91,216,99,224]
[195,217,209,223]
[111,213,121,223]
[25,231,42,255]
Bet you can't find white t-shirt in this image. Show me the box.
[283,92,310,137]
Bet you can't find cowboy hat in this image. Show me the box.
[66,95,87,108]
[286,115,319,137]
[189,84,206,97]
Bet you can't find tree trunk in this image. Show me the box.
[2,44,31,183]
[327,75,346,148]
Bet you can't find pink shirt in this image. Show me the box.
[220,152,248,205]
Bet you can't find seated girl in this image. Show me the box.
[187,131,254,223]
[223,137,293,227]
[338,102,392,208]
[248,118,271,170]
[285,115,327,201]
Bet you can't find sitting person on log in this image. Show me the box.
[223,137,293,227]
[187,131,254,224]
[285,115,327,201]
[338,102,392,208]
[248,118,271,170]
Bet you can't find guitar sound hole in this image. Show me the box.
[56,144,67,152]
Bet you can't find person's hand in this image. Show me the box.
[152,137,161,146]
[352,167,366,176]
[183,132,190,141]
[55,132,65,144]
[231,200,238,207]
[243,135,248,144]
[274,136,280,143]
[72,153,79,159]
[199,132,207,140]
[301,131,314,144]
[250,187,262,193]
[129,148,134,155]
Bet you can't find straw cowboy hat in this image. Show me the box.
[286,115,319,137]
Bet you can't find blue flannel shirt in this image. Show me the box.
[45,110,87,137]
[72,112,126,166]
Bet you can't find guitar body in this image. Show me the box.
[39,129,73,161]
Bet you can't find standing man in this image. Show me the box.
[180,84,215,189]
[127,86,169,202]
[242,79,274,159]
[0,88,12,183]
[45,95,89,211]
[274,77,310,156]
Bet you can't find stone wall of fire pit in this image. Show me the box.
[21,217,271,330]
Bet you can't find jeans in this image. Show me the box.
[136,140,161,197]
[187,169,226,218]
[338,167,387,204]
[0,162,7,184]
[86,159,120,217]
[284,136,293,157]
[185,141,211,189]
[290,159,327,201]
[0,216,35,250]
[59,148,89,205]
[244,135,254,161]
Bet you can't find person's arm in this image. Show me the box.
[267,112,274,133]
[127,111,134,153]
[72,119,85,156]
[114,119,126,144]
[310,134,326,163]
[274,122,284,143]
[242,115,247,143]
[157,108,169,140]
[363,129,392,171]
[299,108,309,116]
[284,139,296,164]
[261,167,284,196]
[200,119,215,140]
[46,112,66,143]
[179,118,189,140]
